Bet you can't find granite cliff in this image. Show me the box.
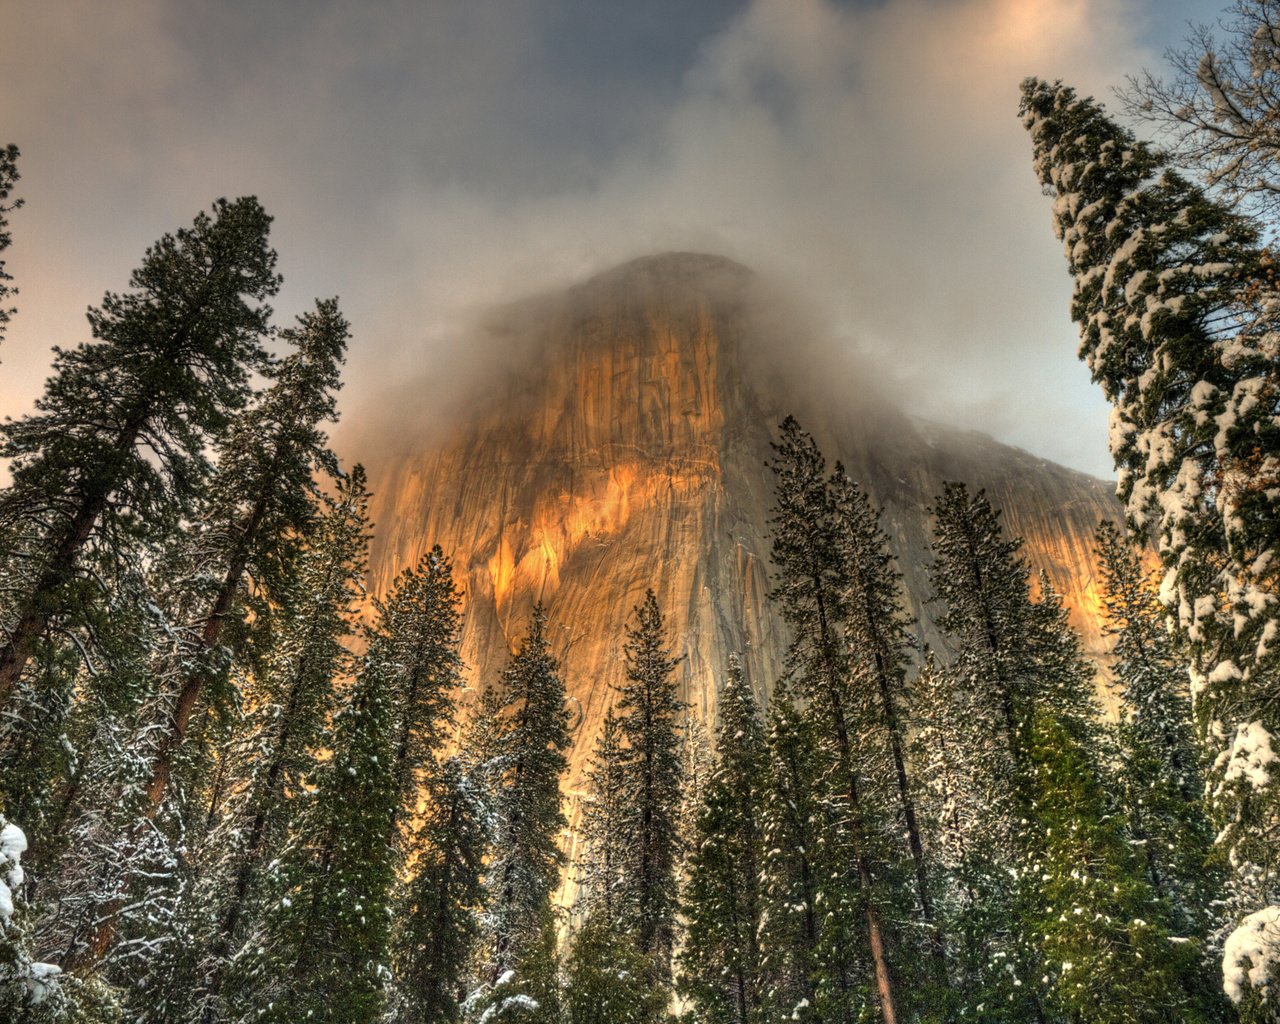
[361,252,1122,792]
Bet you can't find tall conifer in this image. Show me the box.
[830,470,938,957]
[1021,80,1280,1005]
[0,198,279,702]
[680,656,768,1024]
[367,547,463,834]
[390,757,487,1024]
[616,591,685,989]
[756,680,862,1024]
[139,298,349,817]
[202,467,371,1021]
[250,665,397,1024]
[930,483,1219,1021]
[1095,521,1220,934]
[575,709,630,926]
[474,608,570,1023]
[767,417,901,1024]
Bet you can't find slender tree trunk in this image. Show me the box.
[0,493,108,701]
[812,583,900,1024]
[0,408,149,704]
[786,748,823,1024]
[867,639,945,970]
[84,497,268,963]
[144,543,252,812]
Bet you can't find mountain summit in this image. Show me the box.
[363,253,1120,785]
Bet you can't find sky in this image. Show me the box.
[0,0,1223,478]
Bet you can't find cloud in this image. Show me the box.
[1,0,1157,477]
[346,0,1151,475]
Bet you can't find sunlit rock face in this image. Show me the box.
[363,252,1121,791]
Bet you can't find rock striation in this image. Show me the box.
[362,252,1122,794]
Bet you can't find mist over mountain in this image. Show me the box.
[359,251,1122,793]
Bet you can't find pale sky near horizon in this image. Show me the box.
[1,0,1222,478]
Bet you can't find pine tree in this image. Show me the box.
[680,655,768,1024]
[460,683,506,807]
[21,567,184,986]
[829,469,939,960]
[561,914,665,1024]
[365,546,463,837]
[250,665,398,1024]
[930,483,1041,750]
[1095,521,1221,935]
[615,590,685,989]
[910,652,1018,1019]
[925,484,1062,1021]
[200,467,371,1021]
[0,197,280,703]
[0,643,88,840]
[575,708,629,926]
[139,297,349,817]
[755,680,863,1024]
[930,483,1223,1021]
[1021,78,1280,1008]
[390,757,488,1024]
[462,918,559,1024]
[1022,706,1222,1024]
[75,298,350,968]
[767,416,901,1024]
[677,712,715,882]
[0,815,54,1017]
[0,143,20,345]
[480,609,570,1005]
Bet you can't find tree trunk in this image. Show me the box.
[868,640,945,969]
[143,544,251,812]
[85,496,268,963]
[812,583,900,1024]
[0,492,108,702]
[0,408,149,705]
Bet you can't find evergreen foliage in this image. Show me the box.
[0,143,20,345]
[0,154,1272,1024]
[755,680,845,1023]
[910,651,1022,1019]
[482,609,571,986]
[390,757,488,1024]
[140,296,350,816]
[0,197,280,703]
[202,466,372,1021]
[928,482,1223,1021]
[561,915,665,1024]
[575,708,630,926]
[1021,708,1221,1024]
[829,469,939,959]
[365,546,463,831]
[250,665,397,1024]
[679,656,767,1024]
[1022,76,1280,1010]
[616,590,685,986]
[1095,521,1221,936]
[766,417,908,1024]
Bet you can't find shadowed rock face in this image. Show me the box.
[363,252,1122,795]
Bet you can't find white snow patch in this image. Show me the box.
[1223,906,1280,1003]
[27,962,63,1006]
[1220,721,1278,791]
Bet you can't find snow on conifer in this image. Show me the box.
[1022,76,1280,1009]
